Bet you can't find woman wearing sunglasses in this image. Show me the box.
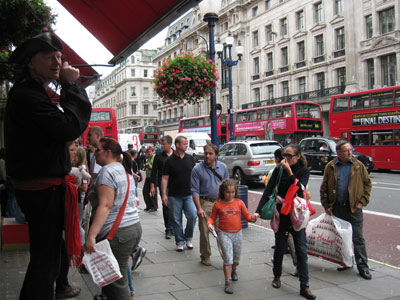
[255,144,316,300]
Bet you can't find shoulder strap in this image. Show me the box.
[209,165,223,181]
[274,167,283,190]
[107,172,130,241]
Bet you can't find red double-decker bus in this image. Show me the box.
[81,107,118,145]
[178,114,231,145]
[330,86,400,170]
[124,125,159,145]
[233,101,323,145]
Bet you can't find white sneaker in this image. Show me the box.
[176,245,184,252]
[186,241,193,250]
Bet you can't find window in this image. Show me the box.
[130,104,137,115]
[371,91,393,108]
[253,57,260,74]
[257,108,268,120]
[270,106,282,119]
[316,35,324,56]
[180,107,184,117]
[317,72,325,91]
[143,87,149,96]
[174,108,177,118]
[153,104,158,115]
[314,2,323,23]
[282,105,292,117]
[130,87,136,96]
[252,6,258,17]
[395,128,400,145]
[282,81,289,97]
[297,41,305,62]
[335,0,343,15]
[381,54,397,87]
[365,15,373,39]
[280,18,288,36]
[236,112,247,122]
[332,97,348,112]
[266,25,273,42]
[281,47,288,66]
[372,130,393,146]
[379,7,395,34]
[253,30,259,47]
[131,56,135,64]
[144,69,148,77]
[266,0,271,9]
[254,88,261,102]
[296,10,304,30]
[336,27,345,50]
[131,69,135,77]
[350,94,369,111]
[337,67,346,89]
[350,131,369,146]
[299,77,306,94]
[367,59,374,89]
[267,85,274,100]
[267,52,273,70]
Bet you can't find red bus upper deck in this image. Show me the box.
[124,125,159,145]
[81,107,118,145]
[330,85,400,169]
[233,101,323,145]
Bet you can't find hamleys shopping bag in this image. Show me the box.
[82,239,122,287]
[306,213,354,267]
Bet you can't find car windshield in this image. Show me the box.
[250,143,281,155]
[194,139,209,147]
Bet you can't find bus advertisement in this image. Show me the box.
[330,85,400,169]
[81,107,118,145]
[233,102,323,145]
[124,125,159,145]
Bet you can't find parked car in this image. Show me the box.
[299,137,374,173]
[218,140,282,185]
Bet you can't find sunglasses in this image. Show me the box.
[283,153,297,159]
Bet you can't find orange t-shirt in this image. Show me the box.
[207,199,252,231]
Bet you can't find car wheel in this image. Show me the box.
[233,168,246,185]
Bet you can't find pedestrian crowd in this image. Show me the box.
[2,33,372,300]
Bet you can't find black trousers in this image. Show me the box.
[16,186,65,300]
[158,188,172,234]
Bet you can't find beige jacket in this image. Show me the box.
[320,157,372,213]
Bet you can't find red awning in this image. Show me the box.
[57,0,199,65]
[56,34,100,88]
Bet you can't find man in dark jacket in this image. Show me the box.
[5,33,91,300]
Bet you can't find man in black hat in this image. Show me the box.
[5,33,91,300]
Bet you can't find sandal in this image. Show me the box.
[272,277,281,288]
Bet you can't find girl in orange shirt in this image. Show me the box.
[207,179,258,294]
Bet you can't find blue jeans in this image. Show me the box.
[273,216,309,291]
[168,195,197,246]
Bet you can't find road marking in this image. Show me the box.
[248,190,400,219]
[372,181,400,187]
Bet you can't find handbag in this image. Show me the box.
[290,184,310,231]
[260,167,283,220]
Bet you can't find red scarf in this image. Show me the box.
[15,175,82,267]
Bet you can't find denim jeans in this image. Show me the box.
[168,195,197,246]
[273,216,309,291]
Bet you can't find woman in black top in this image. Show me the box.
[255,144,316,300]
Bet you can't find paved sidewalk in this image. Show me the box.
[1,196,400,300]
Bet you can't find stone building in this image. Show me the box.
[92,49,159,130]
[154,0,399,136]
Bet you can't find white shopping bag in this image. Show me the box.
[306,213,354,267]
[82,239,123,287]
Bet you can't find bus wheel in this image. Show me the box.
[233,169,246,185]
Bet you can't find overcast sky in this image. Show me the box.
[46,0,167,77]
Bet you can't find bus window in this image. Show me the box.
[332,97,348,113]
[371,130,393,146]
[144,126,157,133]
[198,118,205,127]
[236,112,247,122]
[395,89,400,106]
[257,108,268,120]
[371,91,393,108]
[184,120,191,128]
[190,119,197,127]
[220,114,227,125]
[350,131,369,146]
[295,103,321,118]
[282,105,292,118]
[247,110,257,121]
[269,107,281,119]
[395,129,400,146]
[350,94,369,111]
[205,117,211,126]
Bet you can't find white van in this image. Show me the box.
[176,132,211,162]
[118,133,141,152]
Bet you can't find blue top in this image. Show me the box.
[335,158,353,205]
[191,160,229,200]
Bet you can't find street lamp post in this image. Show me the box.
[199,0,220,146]
[216,35,243,141]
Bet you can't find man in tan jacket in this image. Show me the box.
[320,140,372,280]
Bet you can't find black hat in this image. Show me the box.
[9,32,63,65]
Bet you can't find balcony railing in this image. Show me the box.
[265,70,274,77]
[333,49,345,58]
[241,85,346,109]
[252,74,260,80]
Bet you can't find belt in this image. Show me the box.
[200,196,216,202]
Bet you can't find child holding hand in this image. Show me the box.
[207,179,258,294]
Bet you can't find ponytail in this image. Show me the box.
[122,152,133,175]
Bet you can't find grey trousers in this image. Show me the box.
[333,204,369,271]
[103,222,142,300]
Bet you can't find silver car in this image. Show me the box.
[218,140,282,185]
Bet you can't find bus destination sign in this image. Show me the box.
[352,110,400,126]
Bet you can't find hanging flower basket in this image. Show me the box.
[153,52,219,105]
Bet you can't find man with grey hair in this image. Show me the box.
[320,140,372,280]
[87,126,104,179]
[161,136,197,251]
